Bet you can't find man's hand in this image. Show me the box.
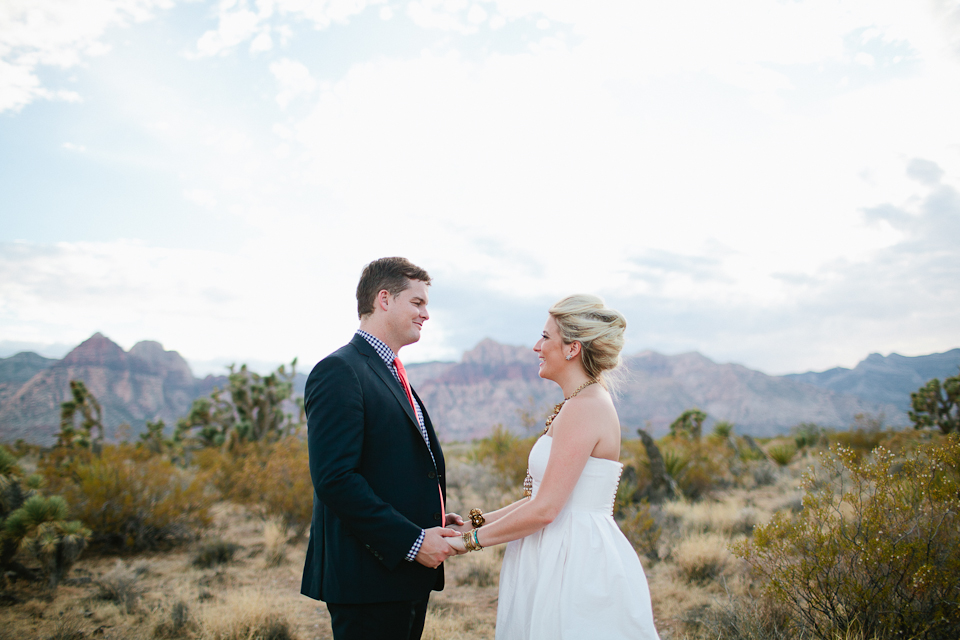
[444,513,465,528]
[414,527,464,568]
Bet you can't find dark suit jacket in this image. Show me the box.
[300,334,446,604]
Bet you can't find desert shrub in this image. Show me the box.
[673,533,732,583]
[470,425,535,492]
[42,445,213,550]
[613,464,639,515]
[828,427,890,455]
[712,420,735,439]
[792,422,824,449]
[619,501,661,559]
[660,448,689,480]
[155,600,196,638]
[95,560,145,613]
[767,444,797,467]
[192,538,241,569]
[692,591,796,640]
[198,437,312,537]
[50,610,87,640]
[750,461,777,486]
[736,437,960,640]
[659,437,732,499]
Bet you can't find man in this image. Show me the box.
[301,257,462,640]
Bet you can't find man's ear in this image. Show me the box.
[377,289,391,312]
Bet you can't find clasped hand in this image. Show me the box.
[414,513,468,568]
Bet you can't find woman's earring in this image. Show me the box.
[565,354,572,361]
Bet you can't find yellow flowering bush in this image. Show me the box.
[736,437,960,640]
[42,445,213,550]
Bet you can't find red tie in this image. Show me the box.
[393,357,445,524]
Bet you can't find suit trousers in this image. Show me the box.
[327,597,430,640]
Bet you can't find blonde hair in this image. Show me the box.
[548,294,627,389]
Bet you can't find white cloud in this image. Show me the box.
[249,30,273,52]
[183,188,217,208]
[193,0,386,56]
[270,57,316,109]
[4,0,960,374]
[407,0,474,33]
[466,4,487,24]
[61,142,87,152]
[0,0,171,113]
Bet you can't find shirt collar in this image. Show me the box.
[356,330,397,367]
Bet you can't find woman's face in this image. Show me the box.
[533,315,565,380]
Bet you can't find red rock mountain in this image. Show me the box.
[0,334,223,444]
[3,334,950,445]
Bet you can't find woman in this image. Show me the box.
[448,295,660,639]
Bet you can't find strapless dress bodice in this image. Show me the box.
[528,436,623,515]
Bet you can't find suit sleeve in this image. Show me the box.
[305,356,423,569]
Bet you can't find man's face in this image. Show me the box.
[384,279,430,349]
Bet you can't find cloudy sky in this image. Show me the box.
[1,0,959,377]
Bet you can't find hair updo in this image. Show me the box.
[548,294,627,387]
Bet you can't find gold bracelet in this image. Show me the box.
[462,529,484,552]
[469,508,485,528]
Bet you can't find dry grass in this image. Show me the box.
[263,519,289,568]
[94,559,146,613]
[197,588,297,640]
[664,499,766,537]
[672,532,734,583]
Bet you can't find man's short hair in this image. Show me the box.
[356,257,432,318]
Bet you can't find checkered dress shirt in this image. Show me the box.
[356,330,437,562]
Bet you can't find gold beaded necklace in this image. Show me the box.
[523,379,597,496]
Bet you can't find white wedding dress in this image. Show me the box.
[495,436,661,640]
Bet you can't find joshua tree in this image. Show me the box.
[138,419,172,455]
[909,372,959,434]
[176,359,304,449]
[3,494,90,589]
[58,380,105,453]
[669,408,707,440]
[634,428,677,504]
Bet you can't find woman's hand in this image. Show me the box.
[446,533,467,554]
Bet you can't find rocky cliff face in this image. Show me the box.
[615,351,903,437]
[0,334,221,445]
[0,352,56,410]
[409,338,557,442]
[407,343,907,440]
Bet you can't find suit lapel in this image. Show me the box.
[350,334,422,435]
[412,387,443,473]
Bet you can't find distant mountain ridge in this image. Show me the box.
[1,334,957,444]
[784,349,960,407]
[0,334,225,444]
